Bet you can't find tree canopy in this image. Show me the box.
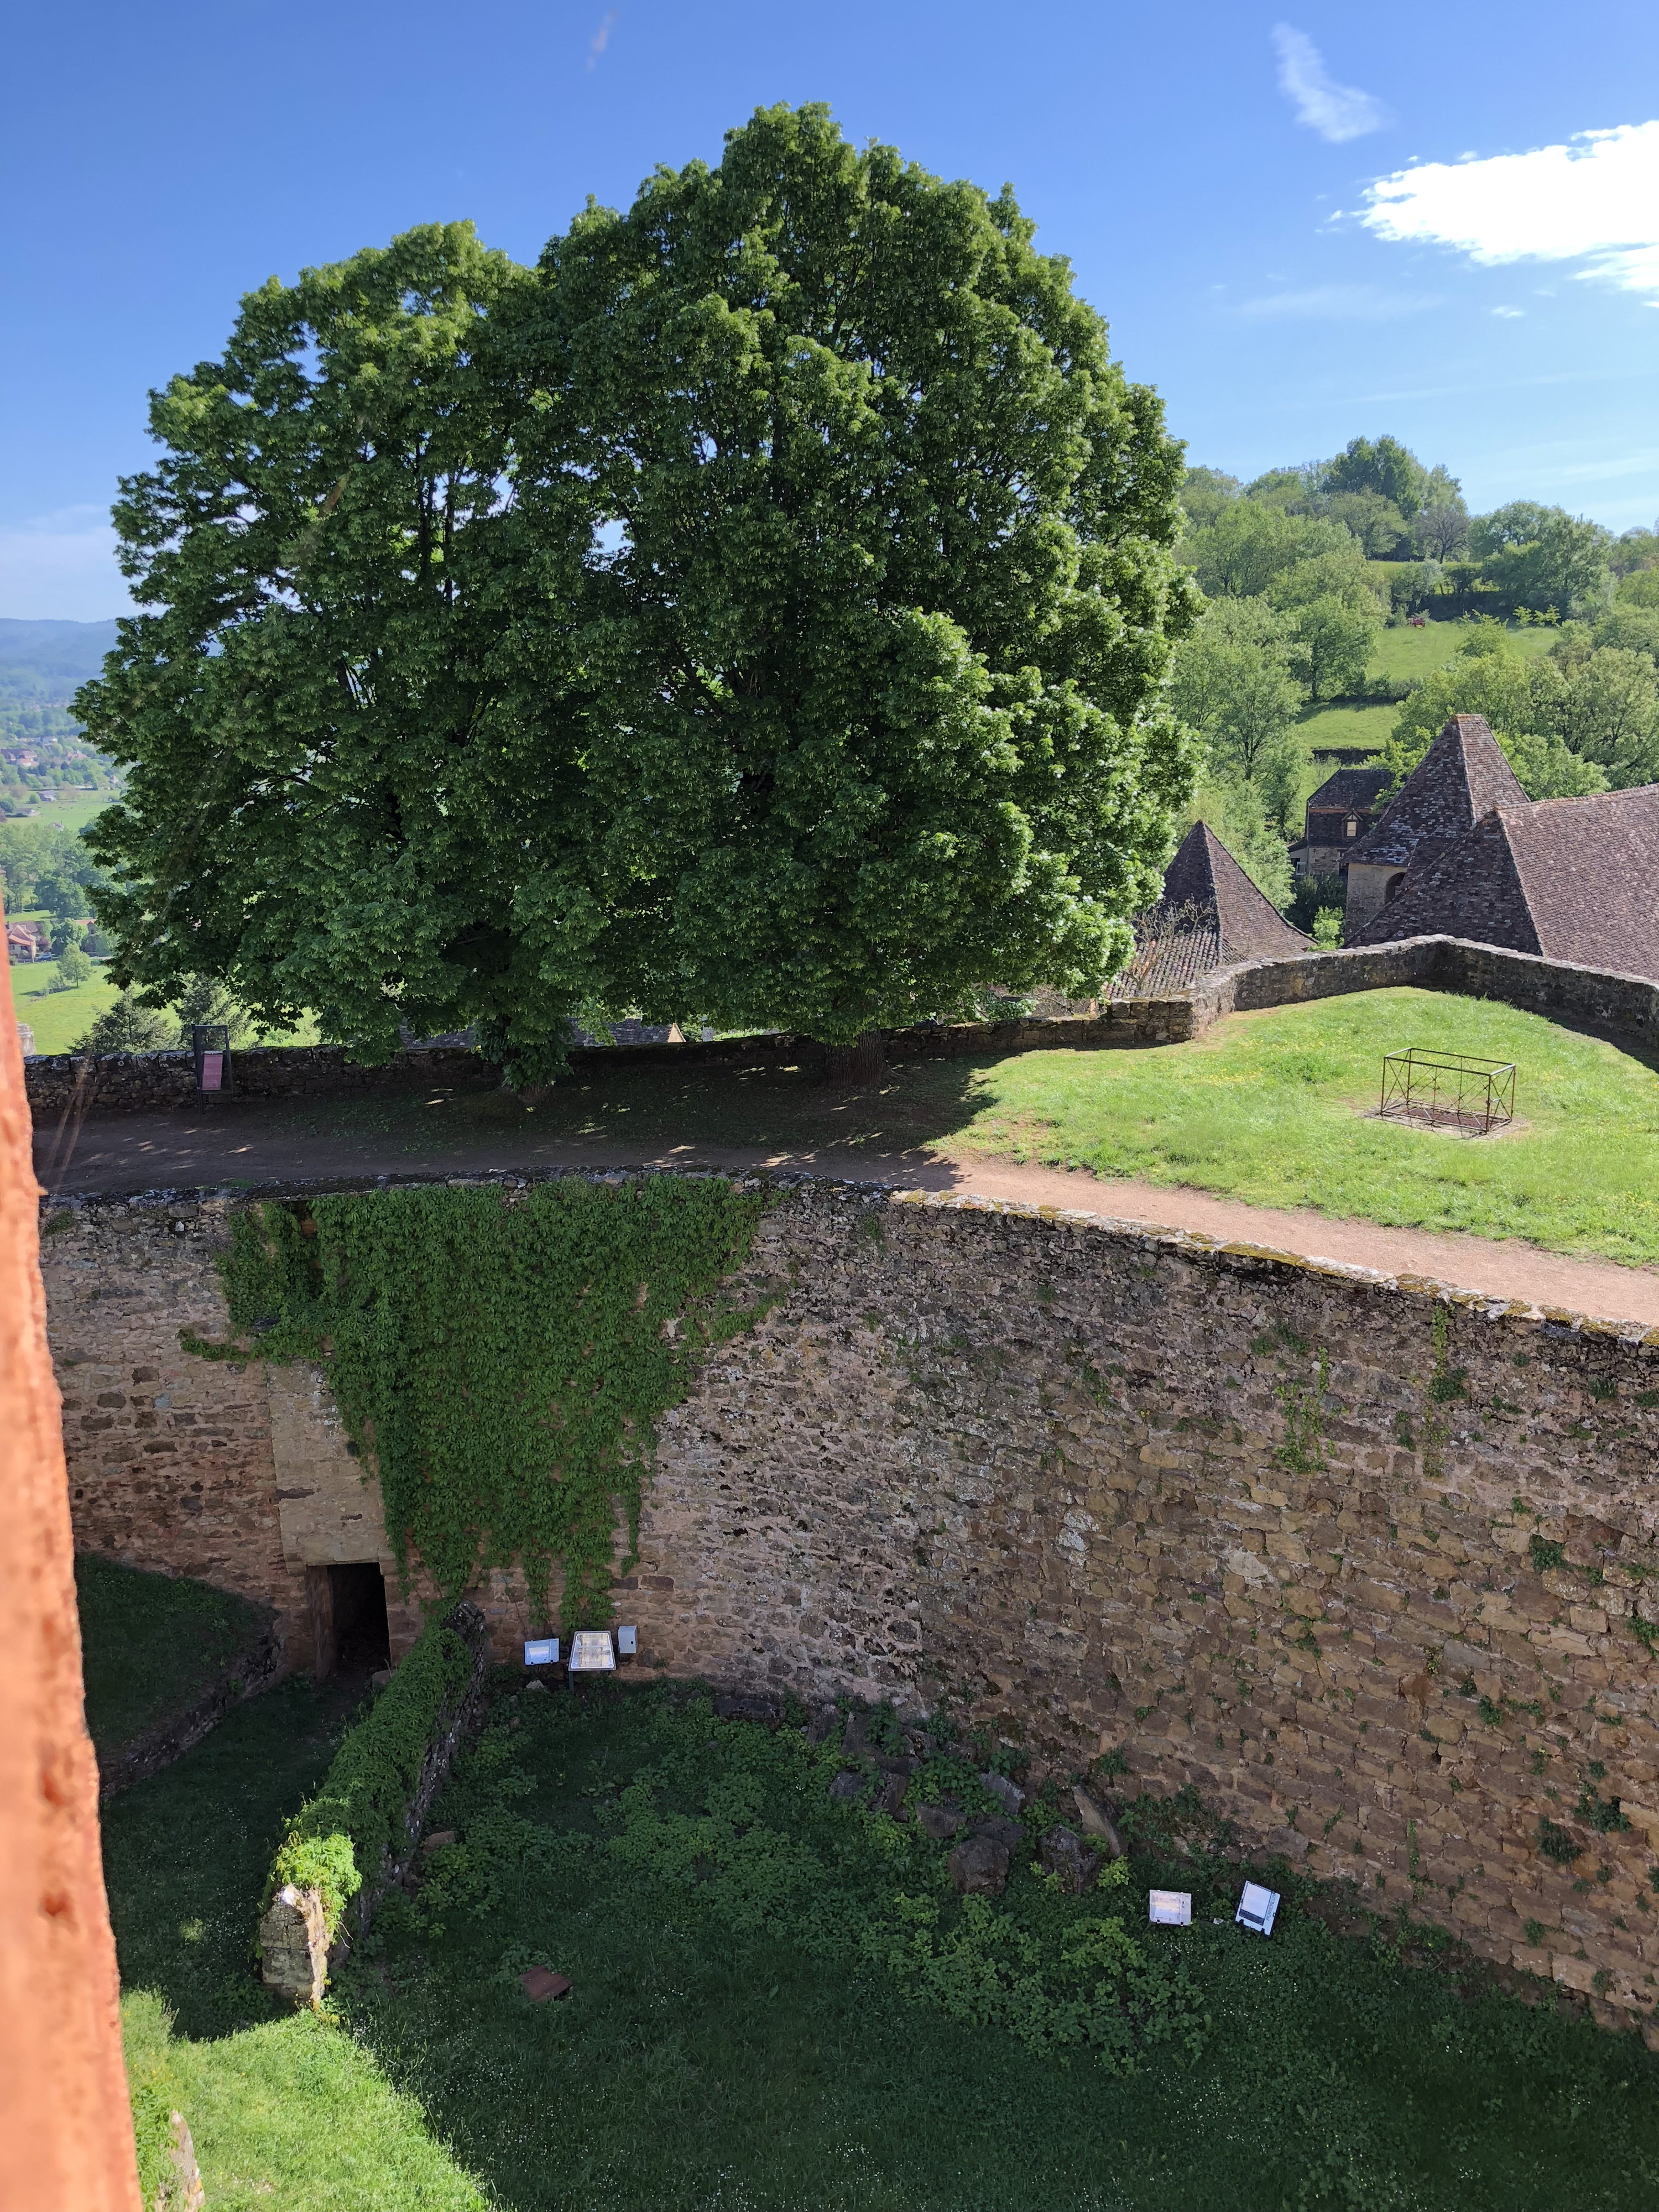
[79,106,1197,1078]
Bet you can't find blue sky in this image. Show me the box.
[3,0,1656,618]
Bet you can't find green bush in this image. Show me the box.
[267,1609,478,1937]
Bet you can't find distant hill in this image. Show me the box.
[0,620,123,814]
[0,618,121,704]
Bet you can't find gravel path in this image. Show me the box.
[35,1105,1659,1329]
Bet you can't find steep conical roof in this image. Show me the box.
[1349,713,1526,871]
[1157,821,1311,963]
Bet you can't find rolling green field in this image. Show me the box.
[1298,620,1557,764]
[100,1667,1659,2212]
[9,952,121,1051]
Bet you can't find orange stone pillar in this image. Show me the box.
[0,926,141,2209]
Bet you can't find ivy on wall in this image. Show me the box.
[188,1176,770,1626]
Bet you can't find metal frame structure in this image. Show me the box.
[1379,1047,1516,1136]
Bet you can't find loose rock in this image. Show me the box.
[948,1833,1011,1897]
[917,1804,964,1841]
[1071,1786,1126,1858]
[981,1770,1025,1816]
[1040,1824,1103,1893]
[829,1769,868,1804]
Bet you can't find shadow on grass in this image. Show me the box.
[100,1674,362,2041]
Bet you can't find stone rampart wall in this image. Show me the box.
[24,937,1654,1128]
[43,1175,1659,2034]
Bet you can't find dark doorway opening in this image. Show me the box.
[312,1562,391,1678]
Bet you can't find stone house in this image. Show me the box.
[1290,764,1391,879]
[1111,820,1309,995]
[1350,782,1659,984]
[1342,714,1526,936]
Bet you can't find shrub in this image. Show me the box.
[265,1609,479,1939]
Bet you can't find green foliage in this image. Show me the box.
[49,940,93,990]
[1575,1785,1632,1835]
[269,1610,478,1932]
[1181,500,1352,601]
[1529,1535,1566,1577]
[73,988,177,1053]
[1272,1352,1331,1474]
[79,108,1197,1079]
[1469,505,1612,619]
[195,1178,767,1623]
[1324,436,1436,520]
[1167,596,1305,778]
[102,1670,1659,2211]
[1536,1817,1583,1865]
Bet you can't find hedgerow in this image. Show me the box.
[188,1176,769,1627]
[267,1609,478,1934]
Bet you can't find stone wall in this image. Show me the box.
[1196,935,1659,1050]
[39,1197,424,1676]
[43,1175,1659,2036]
[25,937,1655,1133]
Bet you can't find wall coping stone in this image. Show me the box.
[45,1168,1659,1349]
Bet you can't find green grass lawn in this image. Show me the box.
[102,1675,488,2210]
[10,951,120,1050]
[234,990,1659,1270]
[77,1554,269,1755]
[341,1679,1656,2212]
[100,1671,1659,2211]
[1296,622,1558,766]
[947,990,1659,1264]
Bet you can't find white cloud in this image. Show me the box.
[0,506,131,623]
[1237,284,1438,322]
[1491,306,1524,319]
[1359,122,1659,299]
[587,9,618,69]
[1272,25,1390,144]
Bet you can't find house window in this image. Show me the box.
[1344,816,1359,838]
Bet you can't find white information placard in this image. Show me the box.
[523,1637,559,1667]
[1236,1881,1280,1936]
[1147,1890,1192,1927]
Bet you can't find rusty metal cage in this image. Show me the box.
[1379,1047,1516,1136]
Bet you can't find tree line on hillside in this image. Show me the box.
[1169,438,1659,904]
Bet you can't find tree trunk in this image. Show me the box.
[818,1030,887,1084]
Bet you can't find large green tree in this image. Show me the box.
[80,108,1197,1081]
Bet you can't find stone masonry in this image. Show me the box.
[41,1175,1659,2037]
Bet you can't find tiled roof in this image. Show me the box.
[1306,766,1391,816]
[1349,714,1527,870]
[1352,784,1659,984]
[1146,821,1310,965]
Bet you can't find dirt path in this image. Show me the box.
[35,1103,1659,1329]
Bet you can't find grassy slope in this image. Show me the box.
[101,1677,487,2211]
[1297,622,1558,766]
[10,950,121,1050]
[342,1679,1658,2212]
[77,1554,268,1755]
